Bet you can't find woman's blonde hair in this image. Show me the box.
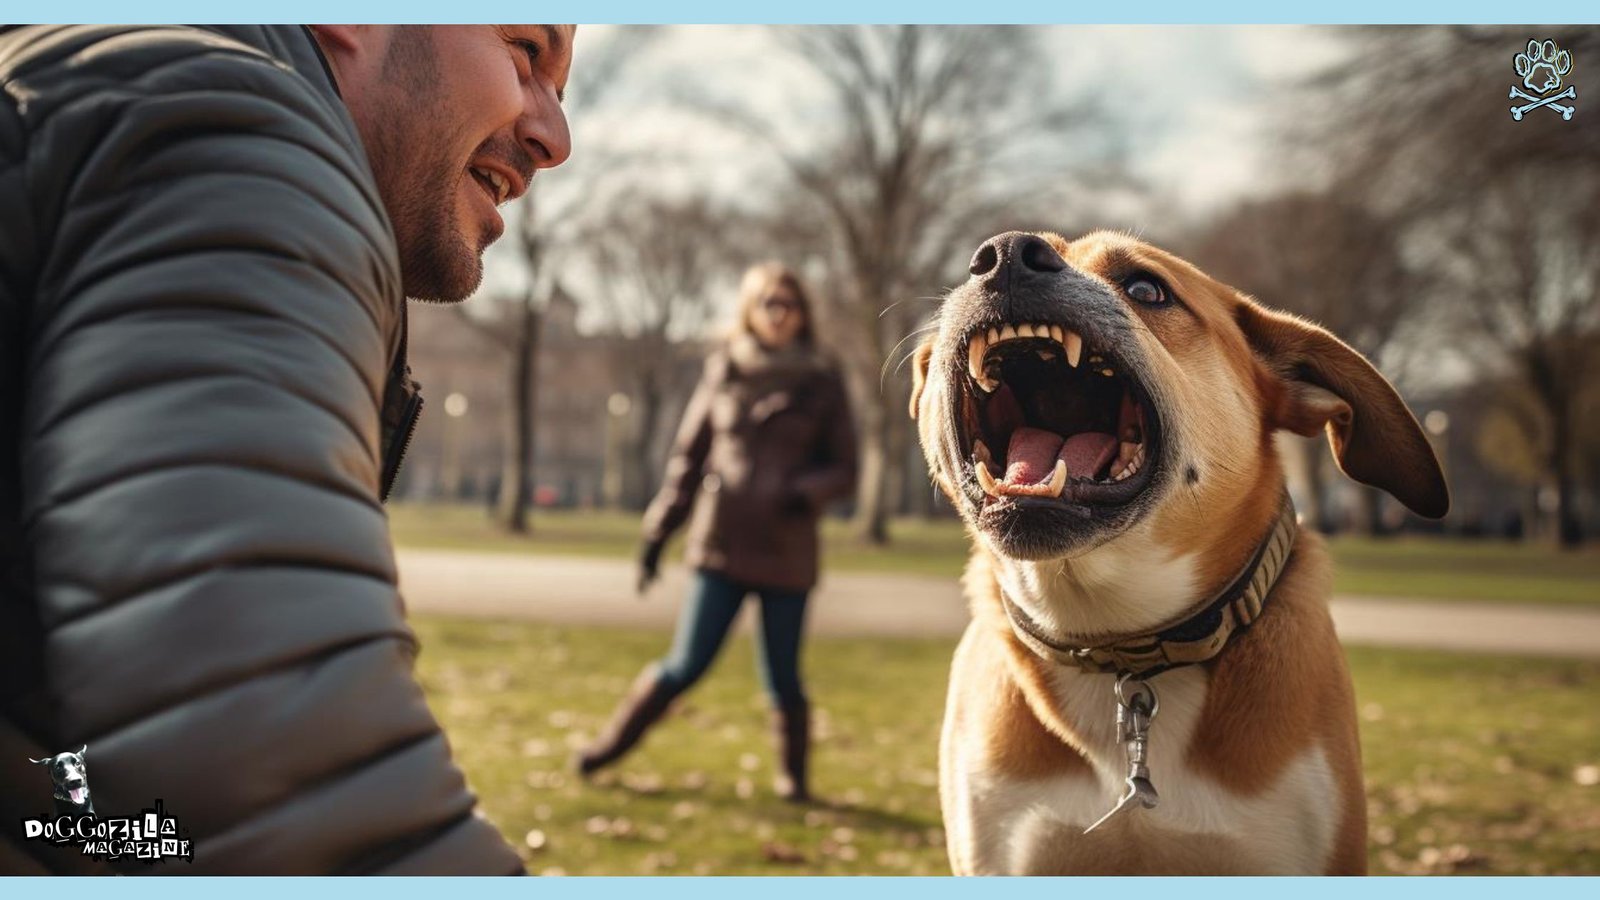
[732,262,816,346]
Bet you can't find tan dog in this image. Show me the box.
[909,230,1448,875]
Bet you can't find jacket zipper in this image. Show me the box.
[381,388,422,503]
[379,297,422,503]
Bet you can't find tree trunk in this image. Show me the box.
[498,304,541,534]
[905,426,935,518]
[852,395,890,544]
[1353,485,1386,537]
[1299,439,1335,533]
[632,378,662,512]
[1551,408,1583,548]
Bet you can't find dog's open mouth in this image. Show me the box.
[65,783,86,804]
[955,321,1161,515]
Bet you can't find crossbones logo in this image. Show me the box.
[1510,39,1575,121]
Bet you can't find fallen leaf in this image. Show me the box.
[761,841,807,864]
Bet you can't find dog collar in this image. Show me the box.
[999,494,1299,679]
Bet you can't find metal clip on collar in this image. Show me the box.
[1084,673,1161,834]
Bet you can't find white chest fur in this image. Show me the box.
[946,663,1339,874]
[987,522,1201,640]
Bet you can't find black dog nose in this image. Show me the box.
[968,232,1067,285]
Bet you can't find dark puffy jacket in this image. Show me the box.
[0,25,521,873]
[643,335,858,592]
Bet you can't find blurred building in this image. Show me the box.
[392,293,705,508]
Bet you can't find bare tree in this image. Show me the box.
[1428,164,1600,546]
[1305,26,1600,545]
[454,200,565,532]
[584,193,738,507]
[1191,187,1421,533]
[454,26,656,532]
[697,25,1113,543]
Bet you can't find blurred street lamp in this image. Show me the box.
[603,392,632,508]
[442,391,470,500]
[1424,410,1449,436]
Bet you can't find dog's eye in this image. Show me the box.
[1123,275,1169,307]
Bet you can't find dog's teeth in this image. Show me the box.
[1063,331,1083,367]
[1099,368,1114,377]
[1049,325,1064,345]
[999,324,1017,342]
[987,327,1000,346]
[1016,323,1034,338]
[1047,459,1067,497]
[973,439,993,465]
[1037,350,1055,361]
[974,459,999,496]
[967,336,986,384]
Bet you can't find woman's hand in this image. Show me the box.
[637,540,665,596]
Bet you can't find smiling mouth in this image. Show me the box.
[953,320,1161,517]
[468,166,512,206]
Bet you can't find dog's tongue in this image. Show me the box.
[1002,427,1118,486]
[1061,431,1119,478]
[1002,427,1063,486]
[70,786,86,804]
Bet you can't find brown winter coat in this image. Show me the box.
[642,335,858,592]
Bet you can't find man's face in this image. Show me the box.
[357,25,573,302]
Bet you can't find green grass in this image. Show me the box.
[390,504,1600,607]
[413,614,1600,875]
[1327,536,1600,606]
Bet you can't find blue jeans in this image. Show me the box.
[654,569,809,708]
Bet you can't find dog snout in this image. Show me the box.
[968,232,1068,288]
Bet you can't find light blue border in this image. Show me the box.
[7,3,1600,24]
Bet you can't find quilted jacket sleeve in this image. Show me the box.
[640,353,722,544]
[9,27,521,873]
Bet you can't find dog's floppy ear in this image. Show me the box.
[1236,300,1449,519]
[908,342,934,420]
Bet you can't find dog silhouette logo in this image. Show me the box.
[29,745,94,816]
[1511,39,1576,121]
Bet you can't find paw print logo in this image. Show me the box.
[1516,39,1572,94]
[1510,39,1576,121]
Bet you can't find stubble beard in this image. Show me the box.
[367,27,485,303]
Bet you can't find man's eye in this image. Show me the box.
[516,40,542,66]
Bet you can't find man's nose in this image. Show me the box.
[967,231,1067,291]
[519,91,572,170]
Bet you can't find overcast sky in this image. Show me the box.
[483,26,1357,320]
[562,25,1353,214]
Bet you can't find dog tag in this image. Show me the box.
[1084,676,1160,834]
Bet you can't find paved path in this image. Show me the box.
[397,549,1600,659]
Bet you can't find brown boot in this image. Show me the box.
[772,700,811,803]
[574,666,677,777]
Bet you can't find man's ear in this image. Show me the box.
[307,25,363,53]
[908,343,934,419]
[1236,300,1449,519]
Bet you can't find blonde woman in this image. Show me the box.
[575,263,857,802]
